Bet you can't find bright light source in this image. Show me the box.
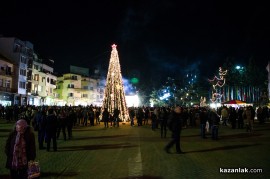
[160,93,170,100]
[126,94,139,107]
[236,66,241,70]
[210,102,221,108]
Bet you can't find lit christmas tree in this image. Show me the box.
[101,44,129,122]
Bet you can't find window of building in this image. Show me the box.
[47,77,49,83]
[14,44,21,52]
[71,75,77,80]
[68,93,73,97]
[68,84,74,88]
[83,86,88,90]
[20,56,27,64]
[34,74,39,81]
[0,79,3,87]
[50,79,56,85]
[42,77,45,82]
[6,67,12,75]
[82,94,88,98]
[90,87,93,90]
[38,85,42,92]
[34,64,39,70]
[19,81,26,89]
[6,80,11,88]
[19,69,26,76]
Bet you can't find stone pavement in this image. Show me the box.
[0,120,269,179]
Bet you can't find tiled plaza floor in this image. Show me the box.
[0,119,269,179]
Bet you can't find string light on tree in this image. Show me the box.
[101,44,129,122]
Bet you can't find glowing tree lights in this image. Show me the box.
[208,67,228,103]
[101,44,129,122]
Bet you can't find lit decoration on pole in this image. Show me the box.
[101,44,129,122]
[208,67,228,103]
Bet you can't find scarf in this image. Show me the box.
[11,120,28,169]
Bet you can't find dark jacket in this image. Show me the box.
[45,114,58,133]
[5,126,36,169]
[168,111,182,137]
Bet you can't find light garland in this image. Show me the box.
[101,44,129,122]
[208,67,228,103]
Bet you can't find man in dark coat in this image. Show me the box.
[5,119,36,179]
[164,106,184,154]
[45,108,58,152]
[199,107,208,139]
[102,108,110,128]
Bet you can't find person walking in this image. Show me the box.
[164,106,184,154]
[5,119,36,179]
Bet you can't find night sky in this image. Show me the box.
[1,0,269,87]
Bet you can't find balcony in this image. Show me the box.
[64,77,78,80]
[0,71,13,77]
[0,87,17,93]
[31,91,39,96]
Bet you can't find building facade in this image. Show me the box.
[55,73,104,106]
[0,54,15,106]
[0,37,34,105]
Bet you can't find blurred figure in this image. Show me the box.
[164,106,184,154]
[199,107,208,139]
[209,108,220,140]
[45,108,58,152]
[102,108,109,128]
[5,119,36,179]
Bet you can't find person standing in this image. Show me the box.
[160,107,168,138]
[199,107,208,139]
[164,106,184,154]
[45,108,58,152]
[5,119,36,179]
[102,108,110,128]
[209,108,220,140]
[33,108,46,149]
[221,106,229,126]
[113,108,120,127]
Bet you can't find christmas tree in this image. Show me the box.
[101,44,129,122]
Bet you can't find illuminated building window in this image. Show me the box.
[19,81,26,89]
[19,68,26,76]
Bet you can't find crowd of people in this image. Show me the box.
[2,104,269,178]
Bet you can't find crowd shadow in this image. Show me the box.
[58,143,138,152]
[74,134,130,140]
[220,133,263,139]
[185,143,261,154]
[40,171,79,178]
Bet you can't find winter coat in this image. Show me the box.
[5,126,36,169]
